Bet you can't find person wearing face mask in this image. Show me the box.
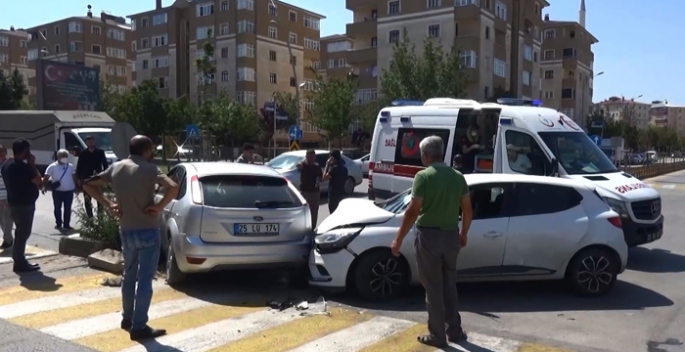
[83,135,179,340]
[43,149,78,230]
[0,138,43,273]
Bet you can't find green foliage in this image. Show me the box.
[74,193,120,245]
[164,95,196,130]
[379,28,468,103]
[272,91,299,126]
[587,109,685,151]
[0,69,29,110]
[198,91,259,144]
[116,79,169,137]
[98,79,122,118]
[309,74,359,146]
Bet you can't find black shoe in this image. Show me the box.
[0,241,12,250]
[447,329,468,343]
[13,263,40,273]
[121,319,133,331]
[55,225,62,230]
[130,326,167,340]
[63,226,74,231]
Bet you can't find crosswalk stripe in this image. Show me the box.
[0,280,165,319]
[209,308,374,352]
[0,273,114,306]
[452,332,521,352]
[119,308,306,352]
[359,324,435,352]
[288,316,416,352]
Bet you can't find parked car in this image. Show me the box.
[157,162,314,285]
[309,174,628,301]
[354,154,370,177]
[267,150,363,195]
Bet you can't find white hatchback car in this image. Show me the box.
[309,174,628,301]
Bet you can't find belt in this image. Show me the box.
[416,226,459,231]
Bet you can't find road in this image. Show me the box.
[0,174,683,351]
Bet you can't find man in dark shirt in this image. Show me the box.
[323,150,348,213]
[1,138,43,273]
[296,149,323,228]
[76,136,108,218]
[460,136,481,174]
[236,143,255,164]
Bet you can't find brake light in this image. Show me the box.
[190,175,203,204]
[368,162,374,192]
[608,217,622,228]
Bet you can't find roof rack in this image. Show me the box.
[496,98,542,106]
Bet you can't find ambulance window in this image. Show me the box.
[394,128,450,167]
[504,130,550,176]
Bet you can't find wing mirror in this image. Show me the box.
[549,158,559,177]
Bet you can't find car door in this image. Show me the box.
[504,182,588,277]
[457,182,513,278]
[157,166,186,254]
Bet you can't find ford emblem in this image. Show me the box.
[253,216,264,222]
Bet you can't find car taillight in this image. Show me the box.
[608,217,622,228]
[368,162,374,192]
[190,175,203,204]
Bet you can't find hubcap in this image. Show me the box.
[576,255,613,293]
[344,179,354,194]
[368,258,403,297]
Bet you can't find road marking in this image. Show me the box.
[517,343,575,352]
[661,184,676,189]
[0,245,57,264]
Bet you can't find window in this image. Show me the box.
[512,183,582,217]
[290,77,296,87]
[237,21,255,33]
[290,56,296,65]
[494,58,506,77]
[544,90,553,98]
[377,189,412,214]
[221,47,229,58]
[485,26,490,39]
[495,1,506,19]
[54,44,60,53]
[569,30,575,38]
[455,0,478,6]
[54,26,60,35]
[543,70,554,79]
[427,0,441,8]
[107,29,125,41]
[237,67,255,81]
[388,0,400,14]
[196,3,214,16]
[63,133,82,151]
[388,30,400,43]
[327,41,352,52]
[543,50,554,60]
[20,56,28,65]
[200,175,301,209]
[141,18,149,28]
[197,26,214,39]
[153,56,168,68]
[68,21,82,33]
[132,41,136,52]
[470,184,509,220]
[394,128,450,167]
[460,50,477,68]
[562,48,575,58]
[237,91,256,105]
[371,37,377,47]
[158,77,167,89]
[237,0,254,10]
[269,73,277,84]
[303,16,320,30]
[522,70,530,85]
[428,24,440,38]
[91,26,101,35]
[523,45,532,61]
[69,41,83,52]
[19,40,27,48]
[0,54,7,63]
[539,131,618,175]
[220,0,229,11]
[268,26,278,39]
[504,130,550,176]
[544,29,555,39]
[289,32,298,44]
[268,4,277,16]
[269,50,277,61]
[91,44,101,55]
[561,88,575,99]
[27,49,38,60]
[41,47,48,57]
[141,38,150,48]
[289,11,297,22]
[153,13,167,25]
[220,23,229,35]
[312,61,321,70]
[107,47,126,59]
[237,44,255,57]
[304,38,320,50]
[142,59,149,69]
[152,34,168,47]
[221,70,229,82]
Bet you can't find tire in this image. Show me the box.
[354,250,409,302]
[566,247,619,297]
[288,264,310,289]
[165,241,187,286]
[344,177,356,196]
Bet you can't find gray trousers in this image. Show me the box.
[415,226,462,342]
[300,191,320,228]
[9,205,35,266]
[0,200,12,243]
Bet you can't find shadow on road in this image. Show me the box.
[16,271,63,292]
[627,247,685,273]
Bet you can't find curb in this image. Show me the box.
[58,235,105,258]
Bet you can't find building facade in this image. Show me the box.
[25,7,134,92]
[650,101,685,136]
[539,0,598,127]
[593,96,651,130]
[0,27,32,84]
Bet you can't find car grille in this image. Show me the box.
[631,198,661,221]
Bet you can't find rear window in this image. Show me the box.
[394,128,450,166]
[267,154,303,169]
[200,175,302,208]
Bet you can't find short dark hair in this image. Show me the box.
[85,135,94,142]
[453,154,463,163]
[306,149,316,155]
[0,144,6,153]
[129,136,153,156]
[243,143,255,151]
[331,149,341,160]
[12,138,30,156]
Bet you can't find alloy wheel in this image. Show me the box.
[368,258,403,297]
[344,178,355,195]
[576,255,613,293]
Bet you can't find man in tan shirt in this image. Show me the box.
[84,135,179,341]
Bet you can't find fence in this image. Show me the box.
[618,155,685,180]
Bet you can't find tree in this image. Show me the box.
[0,69,28,110]
[272,91,298,127]
[198,91,259,146]
[99,79,122,118]
[309,74,358,147]
[379,28,468,103]
[116,79,167,137]
[164,95,196,131]
[195,29,216,105]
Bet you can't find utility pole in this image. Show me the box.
[509,0,521,97]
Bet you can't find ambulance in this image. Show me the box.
[367,98,663,247]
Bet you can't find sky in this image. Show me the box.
[2,0,682,105]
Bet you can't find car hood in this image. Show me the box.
[317,198,394,233]
[566,172,660,201]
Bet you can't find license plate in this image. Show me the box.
[234,223,279,235]
[646,230,663,242]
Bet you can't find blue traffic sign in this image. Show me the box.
[186,124,200,139]
[288,125,303,141]
[590,135,602,146]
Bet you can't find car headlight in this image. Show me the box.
[314,227,363,253]
[604,197,629,218]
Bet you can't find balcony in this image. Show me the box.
[347,47,377,65]
[346,0,370,10]
[346,19,376,38]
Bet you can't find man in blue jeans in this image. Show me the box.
[84,135,178,340]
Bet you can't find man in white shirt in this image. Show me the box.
[0,144,12,249]
[43,149,78,230]
[507,144,533,174]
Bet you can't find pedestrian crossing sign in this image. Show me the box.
[186,124,200,139]
[290,140,299,151]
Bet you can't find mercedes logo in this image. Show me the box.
[253,216,264,222]
[650,201,661,216]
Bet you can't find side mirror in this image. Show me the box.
[550,158,559,177]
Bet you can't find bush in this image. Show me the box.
[74,190,120,247]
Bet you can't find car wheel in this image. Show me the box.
[566,247,619,297]
[344,177,355,195]
[165,241,187,286]
[354,250,408,301]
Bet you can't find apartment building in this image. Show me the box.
[344,0,549,102]
[0,27,32,83]
[650,100,685,136]
[539,0,598,127]
[24,6,134,91]
[593,96,651,130]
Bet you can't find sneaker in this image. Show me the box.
[130,326,167,340]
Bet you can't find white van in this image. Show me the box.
[368,98,663,247]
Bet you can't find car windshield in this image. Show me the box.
[267,154,303,169]
[375,189,412,214]
[78,132,113,151]
[200,175,302,208]
[539,132,619,175]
